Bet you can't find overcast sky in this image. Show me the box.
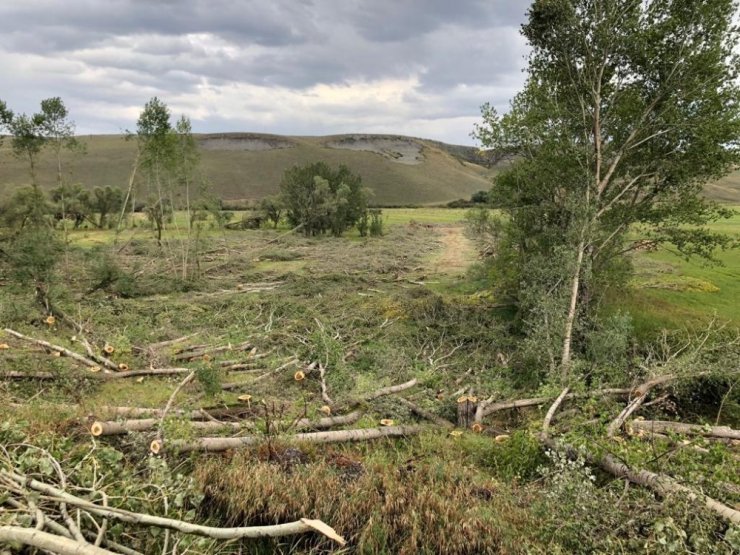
[0,0,531,145]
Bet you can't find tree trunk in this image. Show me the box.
[560,238,586,377]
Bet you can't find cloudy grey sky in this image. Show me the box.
[0,0,531,145]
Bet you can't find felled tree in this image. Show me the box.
[474,0,740,379]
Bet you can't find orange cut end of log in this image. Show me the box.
[294,370,306,381]
[379,419,394,426]
[471,423,484,433]
[494,434,510,443]
[103,344,115,354]
[467,396,478,404]
[456,396,468,404]
[150,439,162,454]
[89,366,101,373]
[90,422,104,436]
[0,343,10,350]
[118,363,129,371]
[319,405,332,415]
[45,315,56,325]
[237,394,252,403]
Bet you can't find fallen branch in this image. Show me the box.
[154,425,424,454]
[4,328,101,370]
[607,372,713,437]
[1,371,56,380]
[362,379,418,402]
[481,388,629,418]
[629,420,740,440]
[542,387,570,436]
[318,363,333,405]
[538,435,740,524]
[0,526,115,555]
[99,368,193,380]
[396,398,455,428]
[292,410,364,431]
[173,341,252,362]
[1,469,346,545]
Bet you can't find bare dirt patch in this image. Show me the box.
[427,225,477,277]
[324,134,424,164]
[199,133,295,151]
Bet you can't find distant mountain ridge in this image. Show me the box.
[1,132,738,204]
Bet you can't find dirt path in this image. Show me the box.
[427,225,477,277]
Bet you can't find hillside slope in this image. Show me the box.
[1,133,738,204]
[0,133,496,205]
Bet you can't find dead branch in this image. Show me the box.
[1,469,346,545]
[155,425,424,454]
[629,420,740,440]
[538,435,740,525]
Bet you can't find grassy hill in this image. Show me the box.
[0,133,497,206]
[1,132,739,204]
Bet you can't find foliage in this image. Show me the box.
[260,195,284,228]
[369,208,384,237]
[50,183,90,228]
[473,0,740,380]
[280,161,371,236]
[0,185,51,230]
[88,185,124,228]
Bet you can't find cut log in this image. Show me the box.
[90,419,254,436]
[100,368,193,380]
[629,420,740,440]
[292,410,363,431]
[539,434,740,524]
[157,425,424,454]
[0,526,116,555]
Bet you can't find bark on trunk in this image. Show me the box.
[158,425,424,454]
[0,526,116,555]
[560,239,586,377]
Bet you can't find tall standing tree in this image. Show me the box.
[137,97,175,245]
[474,0,740,380]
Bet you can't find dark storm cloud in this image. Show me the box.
[0,0,532,144]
